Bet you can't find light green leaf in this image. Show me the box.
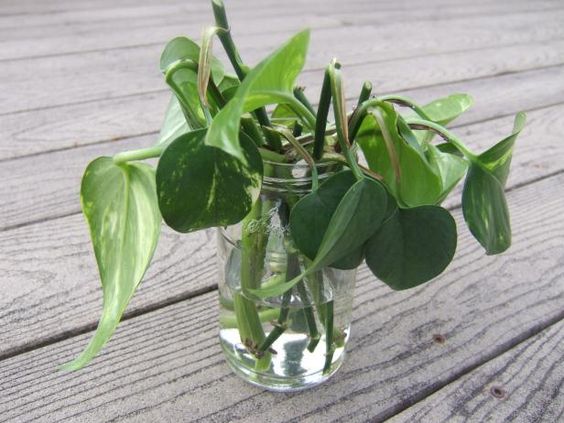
[357,103,443,207]
[252,177,388,298]
[62,157,161,370]
[157,96,190,145]
[156,129,263,232]
[160,36,224,82]
[477,111,526,186]
[160,36,225,128]
[462,112,526,254]
[365,205,457,290]
[421,93,473,126]
[205,30,310,161]
[415,94,473,143]
[426,144,468,202]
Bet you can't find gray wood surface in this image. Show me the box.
[1,0,563,421]
[1,173,562,422]
[389,320,564,423]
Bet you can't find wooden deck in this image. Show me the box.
[1,0,563,421]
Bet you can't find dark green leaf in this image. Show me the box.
[156,129,263,232]
[253,177,388,297]
[289,171,357,267]
[462,165,511,255]
[205,30,310,161]
[62,157,161,370]
[461,112,526,254]
[365,205,457,290]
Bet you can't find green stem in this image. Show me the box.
[293,86,316,116]
[273,127,319,190]
[328,63,364,180]
[313,67,332,160]
[407,118,477,159]
[211,0,278,149]
[220,307,280,329]
[113,145,163,165]
[323,300,335,374]
[295,280,320,352]
[236,199,271,369]
[287,97,317,131]
[379,95,432,121]
[257,289,292,353]
[356,81,373,109]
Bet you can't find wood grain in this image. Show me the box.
[2,20,564,115]
[0,173,562,422]
[389,320,564,423]
[0,0,557,28]
[3,5,563,60]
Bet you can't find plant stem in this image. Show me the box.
[211,0,279,149]
[113,145,163,165]
[220,307,280,329]
[328,63,364,180]
[293,87,316,116]
[295,280,320,352]
[313,67,332,160]
[236,199,271,369]
[323,300,335,374]
[356,81,372,109]
[407,118,477,159]
[257,287,292,354]
[378,95,432,120]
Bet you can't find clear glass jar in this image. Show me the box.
[217,160,357,392]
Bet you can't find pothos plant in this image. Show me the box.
[62,0,525,371]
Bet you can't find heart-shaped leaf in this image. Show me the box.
[365,205,457,290]
[205,30,310,161]
[357,103,443,207]
[252,177,388,298]
[156,128,263,233]
[62,157,161,370]
[462,112,526,254]
[290,170,359,268]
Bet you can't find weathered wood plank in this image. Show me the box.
[3,6,563,60]
[388,320,564,423]
[0,96,561,362]
[1,65,563,230]
[2,63,562,162]
[0,173,562,422]
[0,0,555,27]
[2,21,564,115]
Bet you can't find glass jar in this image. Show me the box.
[217,160,357,392]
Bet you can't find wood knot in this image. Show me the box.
[489,385,506,399]
[432,334,446,344]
